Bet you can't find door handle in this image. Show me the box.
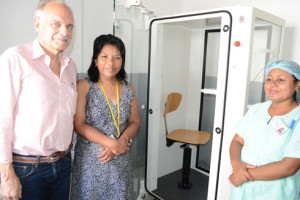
[215,127,222,134]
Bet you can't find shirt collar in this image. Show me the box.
[32,38,71,70]
[32,38,46,60]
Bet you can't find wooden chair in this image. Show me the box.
[163,92,211,189]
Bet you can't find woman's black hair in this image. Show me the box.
[87,34,127,84]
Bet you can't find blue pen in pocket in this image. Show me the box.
[289,119,295,130]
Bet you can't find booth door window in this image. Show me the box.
[197,29,220,172]
[247,18,283,107]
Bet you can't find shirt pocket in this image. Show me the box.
[61,82,78,116]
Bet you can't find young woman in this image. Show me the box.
[71,34,140,200]
[229,60,300,200]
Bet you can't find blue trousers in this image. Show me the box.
[13,152,71,200]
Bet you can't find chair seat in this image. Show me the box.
[167,129,210,145]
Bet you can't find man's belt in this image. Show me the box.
[13,145,73,164]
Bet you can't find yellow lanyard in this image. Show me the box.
[99,79,120,136]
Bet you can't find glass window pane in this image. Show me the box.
[248,18,282,107]
[197,30,220,171]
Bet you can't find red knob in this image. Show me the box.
[234,41,241,47]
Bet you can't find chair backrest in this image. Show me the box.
[163,92,182,117]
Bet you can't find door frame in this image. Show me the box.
[145,11,232,200]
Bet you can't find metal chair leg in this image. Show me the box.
[178,144,192,189]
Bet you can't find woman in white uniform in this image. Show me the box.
[229,60,300,200]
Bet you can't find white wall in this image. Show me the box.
[142,0,182,15]
[0,0,113,73]
[0,1,39,53]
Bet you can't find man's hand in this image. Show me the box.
[0,163,22,200]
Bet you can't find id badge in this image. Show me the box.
[270,119,288,135]
[107,133,116,139]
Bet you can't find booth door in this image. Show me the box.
[146,12,232,200]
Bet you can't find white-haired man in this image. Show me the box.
[0,1,77,199]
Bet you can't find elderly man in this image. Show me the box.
[0,1,77,199]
